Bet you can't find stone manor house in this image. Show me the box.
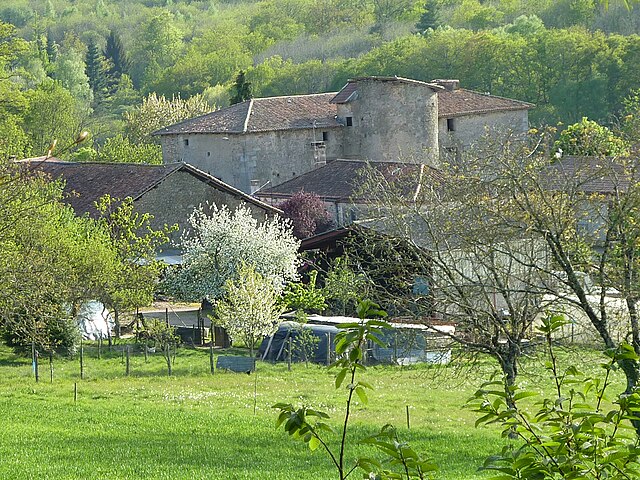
[154,76,533,195]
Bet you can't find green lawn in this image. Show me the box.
[0,343,619,479]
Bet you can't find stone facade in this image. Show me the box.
[438,109,529,154]
[135,169,274,243]
[161,127,344,193]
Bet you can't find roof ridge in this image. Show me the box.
[253,92,338,101]
[243,99,253,133]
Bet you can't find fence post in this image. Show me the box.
[34,349,39,383]
[80,340,84,380]
[287,337,292,371]
[209,342,215,375]
[126,346,130,376]
[49,352,53,383]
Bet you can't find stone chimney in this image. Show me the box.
[432,79,459,91]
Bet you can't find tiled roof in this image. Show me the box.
[19,158,280,216]
[154,93,340,136]
[437,88,533,118]
[257,159,436,202]
[543,156,632,194]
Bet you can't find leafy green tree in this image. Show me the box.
[0,169,116,356]
[229,70,252,105]
[215,262,284,356]
[22,79,87,157]
[95,195,174,340]
[123,92,210,144]
[140,318,178,375]
[281,270,327,313]
[323,257,369,316]
[165,204,300,302]
[97,135,162,164]
[555,117,628,156]
[52,43,93,108]
[471,314,640,479]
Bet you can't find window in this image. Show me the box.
[446,118,455,132]
[183,138,189,147]
[207,152,211,157]
[346,116,353,126]
[322,131,328,141]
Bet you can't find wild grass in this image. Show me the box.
[0,342,622,479]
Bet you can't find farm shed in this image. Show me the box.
[258,321,338,365]
[259,316,454,365]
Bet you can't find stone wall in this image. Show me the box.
[159,127,344,194]
[134,169,272,244]
[438,110,529,152]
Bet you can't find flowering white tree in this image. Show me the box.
[216,263,284,356]
[166,204,300,302]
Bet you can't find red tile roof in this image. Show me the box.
[19,158,280,216]
[257,159,437,202]
[437,88,533,118]
[154,93,340,136]
[543,156,632,194]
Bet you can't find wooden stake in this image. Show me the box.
[125,346,130,376]
[74,382,78,403]
[49,352,53,383]
[209,342,215,375]
[80,340,84,380]
[406,405,410,430]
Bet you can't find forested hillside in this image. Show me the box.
[2,0,640,160]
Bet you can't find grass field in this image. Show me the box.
[0,342,622,479]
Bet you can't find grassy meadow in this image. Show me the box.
[0,343,621,479]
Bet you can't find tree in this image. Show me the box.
[85,38,108,106]
[471,315,640,479]
[103,30,130,85]
[94,195,174,340]
[0,165,117,355]
[415,0,440,32]
[22,79,87,157]
[215,263,284,356]
[436,131,640,422]
[123,92,210,144]
[94,135,162,164]
[323,256,369,317]
[165,204,300,302]
[276,190,334,239]
[359,156,555,386]
[229,70,252,105]
[555,117,628,157]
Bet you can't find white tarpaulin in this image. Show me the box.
[76,301,114,340]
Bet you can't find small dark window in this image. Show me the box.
[322,131,328,141]
[346,116,353,126]
[207,151,211,157]
[446,118,455,132]
[184,138,189,146]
